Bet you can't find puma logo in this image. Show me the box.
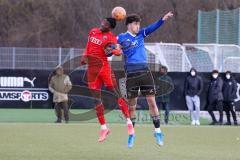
[23,77,36,87]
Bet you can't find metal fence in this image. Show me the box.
[1,43,240,72]
[198,8,240,45]
[183,44,240,72]
[0,47,85,70]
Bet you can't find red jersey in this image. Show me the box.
[84,28,117,65]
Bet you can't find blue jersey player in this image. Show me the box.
[118,11,173,148]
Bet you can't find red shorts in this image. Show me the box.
[87,65,117,90]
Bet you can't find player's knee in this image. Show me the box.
[128,98,137,106]
[129,104,136,111]
[93,96,102,105]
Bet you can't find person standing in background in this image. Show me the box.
[184,68,203,125]
[156,65,174,125]
[207,70,224,125]
[49,66,72,123]
[223,71,238,125]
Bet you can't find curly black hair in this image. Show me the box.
[106,17,116,29]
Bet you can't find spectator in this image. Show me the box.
[223,71,238,125]
[207,70,223,125]
[156,66,174,125]
[184,68,203,125]
[49,66,72,123]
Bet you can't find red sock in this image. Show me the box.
[95,104,106,125]
[118,98,130,118]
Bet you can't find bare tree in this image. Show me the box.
[0,0,239,47]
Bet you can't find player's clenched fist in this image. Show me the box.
[162,11,174,21]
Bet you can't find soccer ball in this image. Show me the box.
[112,6,126,21]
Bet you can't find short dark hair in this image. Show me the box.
[106,17,116,29]
[212,69,219,74]
[190,67,197,72]
[160,65,168,72]
[125,14,141,25]
[225,70,231,74]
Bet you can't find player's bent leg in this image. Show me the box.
[95,103,110,142]
[95,101,110,142]
[106,86,133,122]
[146,95,164,146]
[104,70,136,147]
[129,104,137,127]
[127,97,138,129]
[117,97,135,135]
[126,97,138,148]
[107,88,135,149]
[152,115,164,146]
[105,85,135,147]
[105,80,135,133]
[128,95,138,126]
[89,84,110,142]
[146,95,159,117]
[104,70,132,119]
[117,97,130,118]
[95,103,106,125]
[89,87,106,126]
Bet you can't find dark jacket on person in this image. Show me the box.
[223,77,237,102]
[184,72,203,97]
[207,76,223,104]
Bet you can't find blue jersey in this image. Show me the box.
[118,19,164,73]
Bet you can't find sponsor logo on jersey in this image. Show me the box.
[89,37,102,45]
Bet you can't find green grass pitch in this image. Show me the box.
[0,123,239,160]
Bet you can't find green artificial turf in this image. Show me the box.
[0,123,239,160]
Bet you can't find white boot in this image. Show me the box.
[195,120,200,126]
[191,120,196,125]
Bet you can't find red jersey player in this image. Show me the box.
[81,17,134,144]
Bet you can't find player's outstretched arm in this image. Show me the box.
[142,11,173,37]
